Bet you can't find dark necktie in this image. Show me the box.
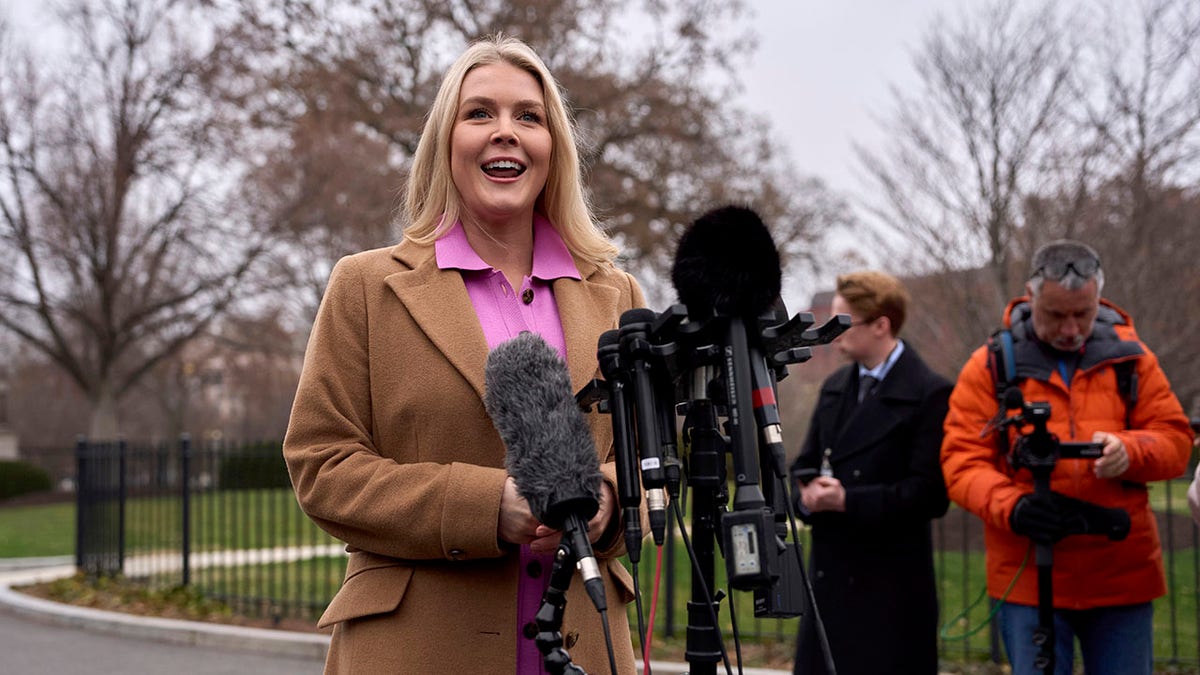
[858,374,879,403]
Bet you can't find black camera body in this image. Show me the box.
[1002,393,1130,542]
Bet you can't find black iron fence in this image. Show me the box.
[74,436,345,623]
[61,437,1200,667]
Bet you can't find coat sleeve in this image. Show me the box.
[1115,346,1192,483]
[283,255,507,561]
[940,348,1025,531]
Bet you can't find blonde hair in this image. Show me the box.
[836,270,910,336]
[402,35,617,266]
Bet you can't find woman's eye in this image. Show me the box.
[466,108,490,120]
[519,110,543,124]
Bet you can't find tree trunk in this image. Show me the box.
[89,384,120,440]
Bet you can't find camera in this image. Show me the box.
[1000,390,1130,541]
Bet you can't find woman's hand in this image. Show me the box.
[528,481,617,555]
[498,475,541,546]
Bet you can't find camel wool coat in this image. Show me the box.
[283,238,646,674]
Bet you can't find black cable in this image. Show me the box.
[780,473,837,675]
[600,608,618,675]
[671,498,735,675]
[727,593,744,675]
[630,559,647,663]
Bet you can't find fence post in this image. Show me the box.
[118,439,127,572]
[74,436,87,570]
[181,433,191,587]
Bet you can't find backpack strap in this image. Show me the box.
[1113,359,1138,430]
[986,328,1018,453]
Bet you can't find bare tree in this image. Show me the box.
[213,0,847,315]
[0,0,272,438]
[1070,0,1200,413]
[854,0,1077,366]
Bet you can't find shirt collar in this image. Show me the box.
[434,214,580,281]
[858,339,905,382]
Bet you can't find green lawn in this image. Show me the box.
[0,501,74,557]
[4,495,1198,667]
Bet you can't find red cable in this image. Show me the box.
[642,543,664,675]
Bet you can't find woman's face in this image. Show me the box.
[450,61,552,230]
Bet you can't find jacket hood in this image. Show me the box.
[1002,295,1142,376]
[1002,295,1135,331]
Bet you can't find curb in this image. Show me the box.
[0,565,328,662]
[0,562,791,674]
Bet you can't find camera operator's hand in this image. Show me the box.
[1009,493,1066,544]
[1092,431,1129,479]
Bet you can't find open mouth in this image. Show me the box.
[482,159,526,178]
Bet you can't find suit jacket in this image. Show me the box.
[789,345,951,675]
[283,238,645,674]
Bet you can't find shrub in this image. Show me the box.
[0,460,54,501]
[217,442,292,490]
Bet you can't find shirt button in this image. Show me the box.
[521,288,534,304]
[526,560,543,578]
[523,621,538,639]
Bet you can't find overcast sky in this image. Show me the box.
[1,0,964,304]
[739,0,962,196]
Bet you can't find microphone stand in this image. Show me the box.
[535,535,591,675]
[681,393,728,675]
[1010,404,1060,675]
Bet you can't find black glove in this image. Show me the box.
[1009,493,1066,544]
[1050,492,1131,541]
[1010,492,1132,544]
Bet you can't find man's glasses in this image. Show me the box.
[1032,256,1100,281]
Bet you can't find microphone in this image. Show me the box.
[981,387,1027,438]
[484,332,607,613]
[596,329,644,563]
[1003,386,1025,411]
[671,205,783,495]
[619,308,670,545]
[671,204,784,590]
[672,205,781,321]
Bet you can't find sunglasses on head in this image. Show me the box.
[1033,256,1100,281]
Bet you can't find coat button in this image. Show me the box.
[853,469,861,477]
[523,621,538,639]
[448,549,463,560]
[565,631,579,648]
[526,560,543,578]
[521,288,534,304]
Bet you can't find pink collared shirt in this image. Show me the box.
[435,214,580,675]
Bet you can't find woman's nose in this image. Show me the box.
[492,119,517,145]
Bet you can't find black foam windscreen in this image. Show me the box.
[671,204,782,319]
[1003,387,1025,411]
[484,332,601,528]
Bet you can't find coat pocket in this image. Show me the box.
[318,563,414,628]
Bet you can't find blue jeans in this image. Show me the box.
[998,601,1153,675]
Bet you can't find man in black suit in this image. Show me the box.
[790,270,952,675]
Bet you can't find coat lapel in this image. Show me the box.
[832,348,923,462]
[554,261,621,395]
[384,241,490,400]
[383,242,621,402]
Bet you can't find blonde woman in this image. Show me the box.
[284,35,643,674]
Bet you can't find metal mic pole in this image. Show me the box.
[682,380,725,675]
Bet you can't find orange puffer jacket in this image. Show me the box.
[942,297,1193,608]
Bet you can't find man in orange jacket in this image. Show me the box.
[941,240,1193,675]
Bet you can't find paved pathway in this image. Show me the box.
[0,610,324,674]
[0,557,791,675]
